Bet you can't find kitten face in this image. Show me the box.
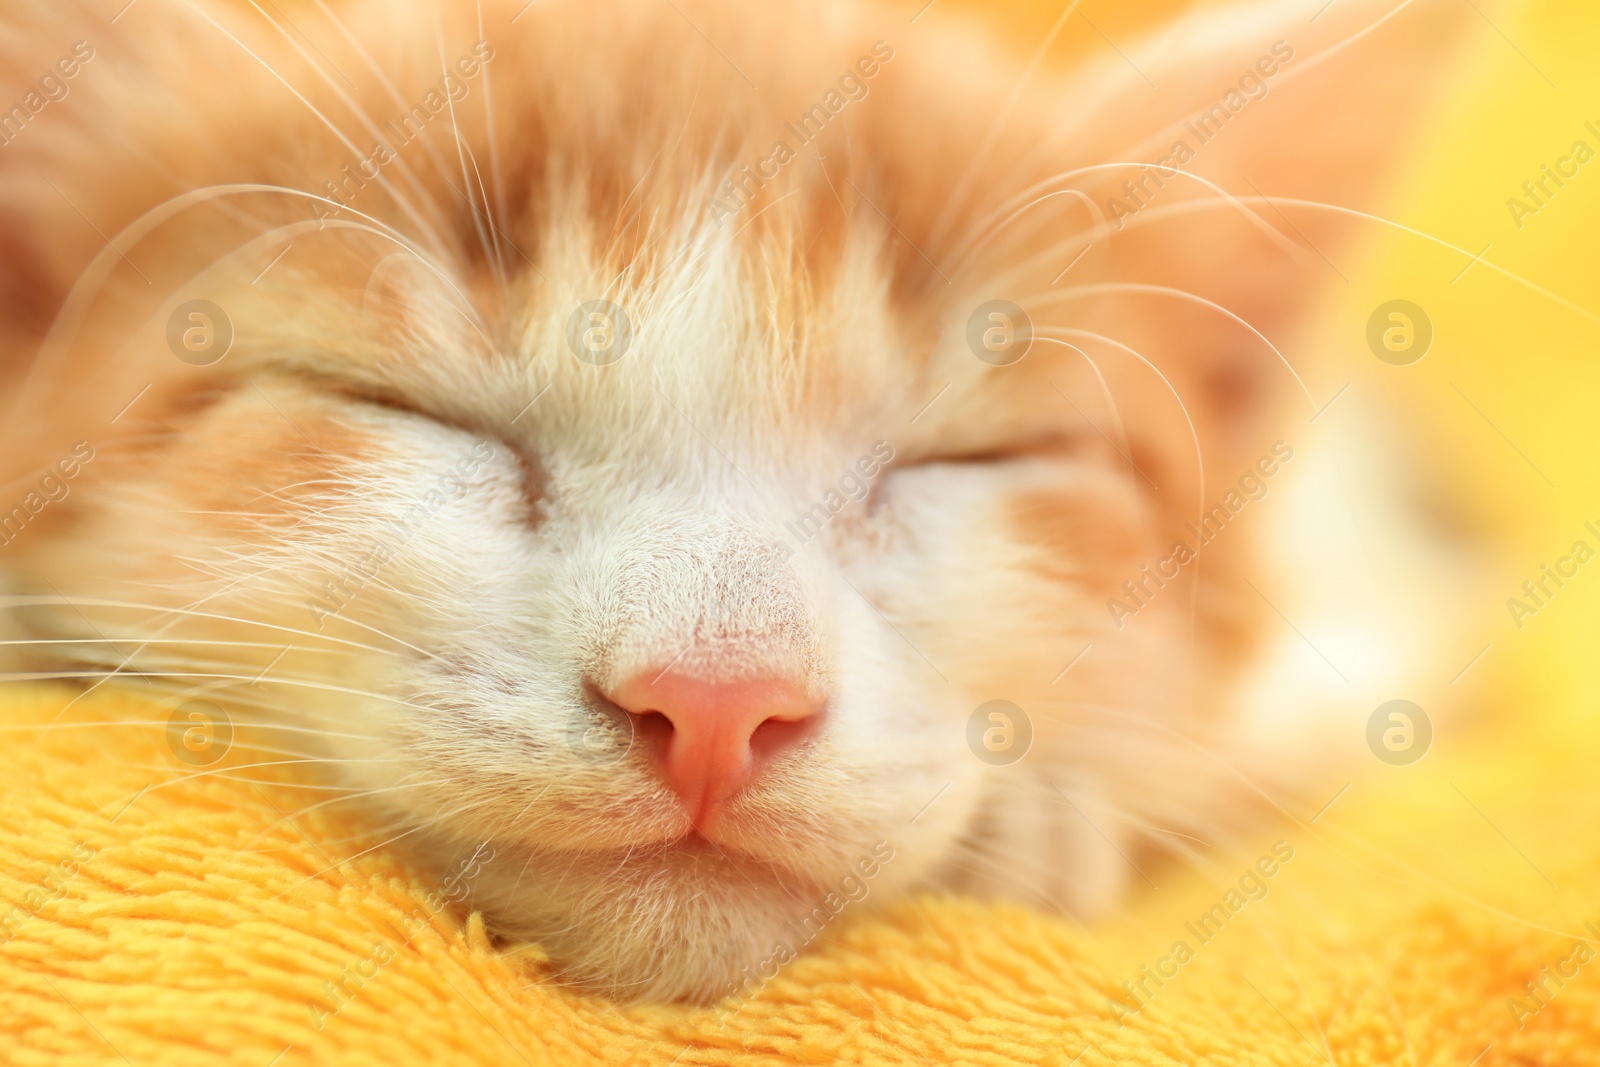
[32,242,1147,999]
[0,0,1466,1000]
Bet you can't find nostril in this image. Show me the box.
[602,670,823,823]
[748,714,815,764]
[628,708,675,762]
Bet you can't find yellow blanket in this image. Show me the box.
[0,682,1596,1066]
[6,1,1600,1063]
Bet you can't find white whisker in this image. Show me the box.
[1034,331,1205,521]
[184,0,448,253]
[1037,282,1318,409]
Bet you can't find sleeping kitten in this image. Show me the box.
[0,0,1473,1001]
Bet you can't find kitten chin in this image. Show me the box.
[0,0,1480,1003]
[443,835,912,1002]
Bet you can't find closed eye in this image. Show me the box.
[899,432,1087,469]
[297,374,549,518]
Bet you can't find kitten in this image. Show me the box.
[0,0,1473,1001]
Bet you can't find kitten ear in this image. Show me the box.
[1045,0,1471,425]
[1052,1,1468,659]
[895,0,1468,485]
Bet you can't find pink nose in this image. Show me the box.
[606,671,821,825]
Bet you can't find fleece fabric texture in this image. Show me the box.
[0,680,1596,1067]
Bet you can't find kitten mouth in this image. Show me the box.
[622,826,818,883]
[660,811,804,863]
[672,830,720,853]
[658,826,759,862]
